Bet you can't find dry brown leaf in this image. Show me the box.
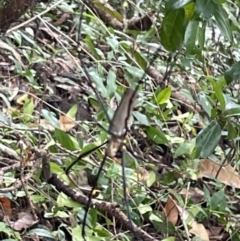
[59,115,76,132]
[0,197,12,216]
[163,197,179,225]
[22,148,32,167]
[8,212,38,231]
[180,187,204,203]
[177,205,209,241]
[198,159,240,188]
[136,167,149,183]
[189,221,209,241]
[0,40,25,68]
[207,226,224,236]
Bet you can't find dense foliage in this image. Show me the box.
[0,0,240,240]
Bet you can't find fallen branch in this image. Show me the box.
[48,173,160,241]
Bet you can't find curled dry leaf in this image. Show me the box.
[198,159,240,188]
[163,197,179,225]
[189,221,209,241]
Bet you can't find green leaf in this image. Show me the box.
[146,171,156,187]
[210,189,226,211]
[227,121,237,139]
[195,0,218,20]
[162,237,175,241]
[50,161,64,173]
[133,51,147,70]
[184,2,195,21]
[166,0,193,11]
[106,70,117,96]
[138,203,152,214]
[0,222,14,237]
[214,4,233,42]
[146,126,168,144]
[174,142,193,157]
[157,87,172,104]
[26,228,55,239]
[195,120,221,158]
[84,36,100,60]
[198,91,212,117]
[57,192,81,208]
[42,109,59,129]
[149,213,163,223]
[224,61,240,85]
[23,98,34,122]
[66,104,78,119]
[225,107,240,117]
[91,69,108,98]
[160,8,186,52]
[125,65,145,79]
[133,111,150,126]
[185,20,202,54]
[53,128,78,151]
[208,77,226,111]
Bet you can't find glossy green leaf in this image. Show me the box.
[184,2,195,21]
[50,162,63,173]
[224,61,240,85]
[133,111,150,126]
[225,107,240,117]
[195,120,221,158]
[26,228,55,239]
[53,128,78,151]
[184,20,200,54]
[157,87,172,104]
[160,8,186,52]
[146,126,168,144]
[195,0,218,20]
[198,91,212,117]
[214,4,233,42]
[166,0,193,11]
